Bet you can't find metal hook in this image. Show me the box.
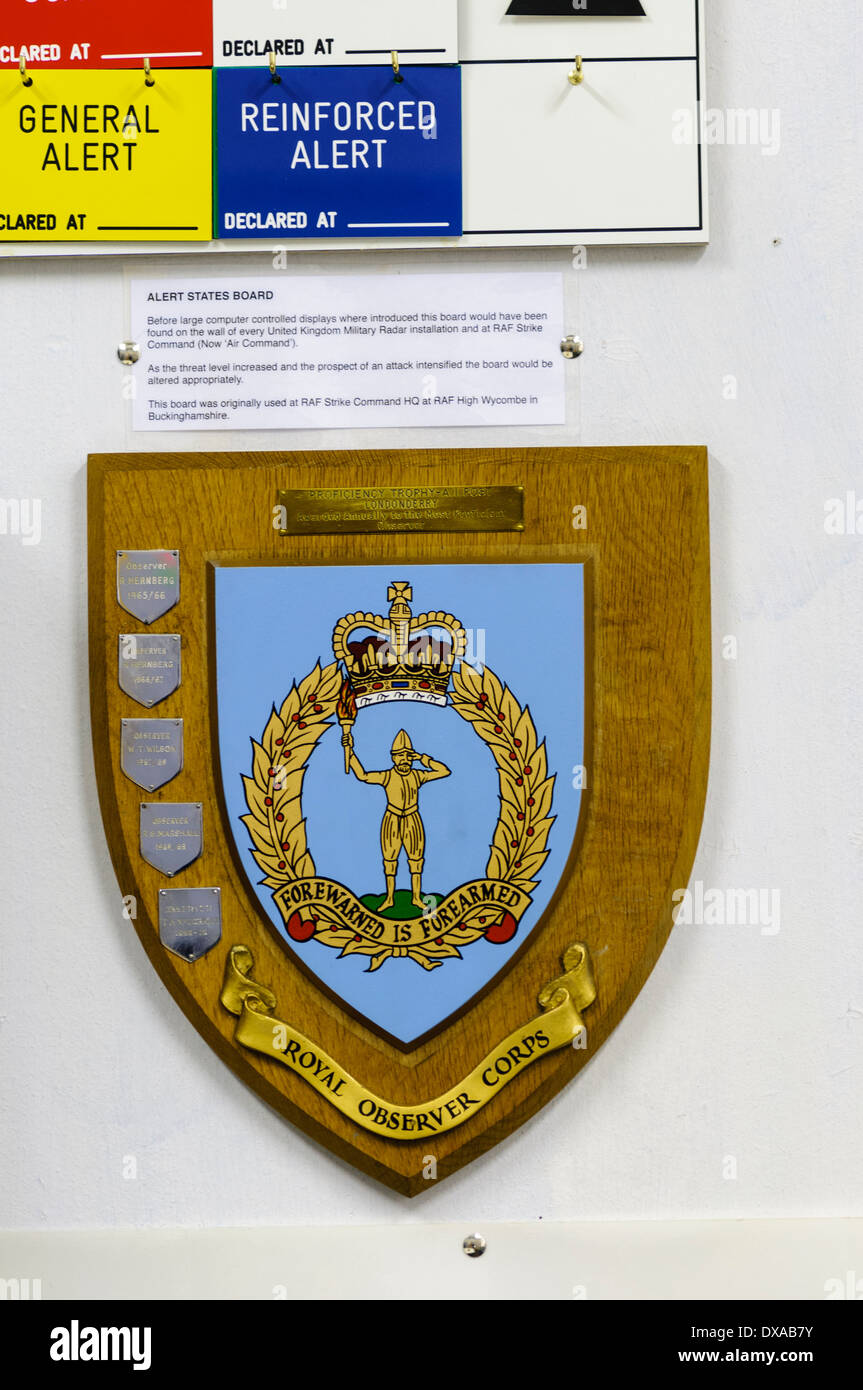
[568,55,584,86]
[269,52,281,84]
[391,51,404,83]
[19,54,33,88]
[144,57,155,87]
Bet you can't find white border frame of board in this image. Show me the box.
[0,0,706,259]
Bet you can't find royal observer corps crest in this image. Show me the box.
[88,448,710,1192]
[217,565,584,1047]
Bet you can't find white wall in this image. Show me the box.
[1,0,861,1234]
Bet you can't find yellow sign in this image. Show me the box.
[0,69,212,242]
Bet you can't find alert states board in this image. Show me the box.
[0,0,706,255]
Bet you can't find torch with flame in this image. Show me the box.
[337,676,358,774]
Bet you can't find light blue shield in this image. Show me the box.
[214,562,585,1047]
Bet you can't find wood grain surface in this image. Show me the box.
[88,447,711,1195]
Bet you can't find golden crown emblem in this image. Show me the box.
[332,582,467,707]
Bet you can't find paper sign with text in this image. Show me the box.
[213,0,458,68]
[0,70,213,242]
[215,66,461,240]
[0,0,212,69]
[129,271,565,432]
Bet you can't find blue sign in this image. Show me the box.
[215,65,462,239]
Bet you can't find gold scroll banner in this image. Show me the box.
[273,877,533,948]
[220,942,595,1140]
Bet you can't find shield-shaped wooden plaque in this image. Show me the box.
[88,447,710,1195]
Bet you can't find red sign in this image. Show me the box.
[0,0,213,69]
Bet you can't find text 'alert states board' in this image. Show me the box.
[0,0,706,253]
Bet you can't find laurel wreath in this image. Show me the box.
[242,660,555,971]
[449,663,556,897]
[241,662,342,888]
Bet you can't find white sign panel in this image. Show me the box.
[213,0,459,68]
[462,58,701,237]
[130,271,565,431]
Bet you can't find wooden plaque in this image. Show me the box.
[88,447,710,1194]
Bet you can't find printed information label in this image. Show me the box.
[0,70,213,242]
[0,0,213,69]
[130,271,565,431]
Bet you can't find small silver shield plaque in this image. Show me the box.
[118,634,181,708]
[140,803,203,878]
[116,550,180,624]
[121,718,183,792]
[159,888,221,961]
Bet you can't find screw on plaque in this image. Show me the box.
[560,337,584,360]
[118,342,141,366]
[462,1234,486,1258]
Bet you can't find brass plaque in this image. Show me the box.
[276,485,524,536]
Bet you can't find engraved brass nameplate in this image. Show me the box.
[276,486,524,536]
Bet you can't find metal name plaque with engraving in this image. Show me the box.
[121,718,183,792]
[140,803,202,877]
[276,486,525,536]
[116,550,180,624]
[159,888,222,962]
[118,634,182,708]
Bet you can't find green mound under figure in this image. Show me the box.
[361,890,445,922]
[342,727,451,911]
